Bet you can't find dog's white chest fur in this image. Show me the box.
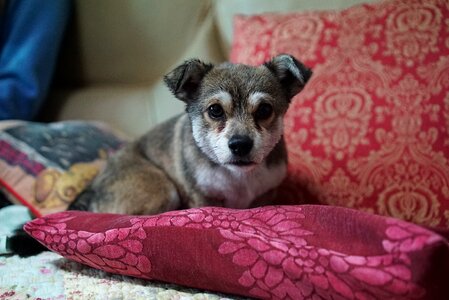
[194,162,287,209]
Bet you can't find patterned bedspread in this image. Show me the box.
[0,252,238,300]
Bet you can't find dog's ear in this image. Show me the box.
[264,54,312,100]
[164,59,213,103]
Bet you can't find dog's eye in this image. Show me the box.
[255,103,273,120]
[208,104,225,119]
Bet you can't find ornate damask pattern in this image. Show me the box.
[313,86,373,160]
[25,206,448,299]
[231,0,449,227]
[385,1,443,67]
[270,14,325,63]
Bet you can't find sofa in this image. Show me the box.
[1,0,449,299]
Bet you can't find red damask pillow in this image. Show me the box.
[231,0,449,228]
[25,206,449,299]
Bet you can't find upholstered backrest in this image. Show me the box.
[54,0,223,86]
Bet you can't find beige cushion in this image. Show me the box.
[46,84,183,138]
[59,0,217,85]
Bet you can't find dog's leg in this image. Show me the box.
[69,144,181,215]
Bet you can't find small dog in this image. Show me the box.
[10,54,311,256]
[69,54,312,214]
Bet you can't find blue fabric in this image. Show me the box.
[0,0,71,120]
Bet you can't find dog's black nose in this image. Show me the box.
[228,135,253,156]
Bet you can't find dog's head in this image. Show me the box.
[164,54,312,170]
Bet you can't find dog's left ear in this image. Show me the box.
[264,54,313,100]
[164,59,214,103]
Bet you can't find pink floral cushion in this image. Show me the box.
[25,205,449,299]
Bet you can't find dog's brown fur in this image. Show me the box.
[69,54,312,215]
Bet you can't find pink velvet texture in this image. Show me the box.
[25,205,449,299]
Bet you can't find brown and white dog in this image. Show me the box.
[69,54,312,215]
[11,54,311,256]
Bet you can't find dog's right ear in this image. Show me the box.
[264,54,312,101]
[164,59,213,103]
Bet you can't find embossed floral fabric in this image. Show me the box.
[25,205,449,299]
[230,0,449,228]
